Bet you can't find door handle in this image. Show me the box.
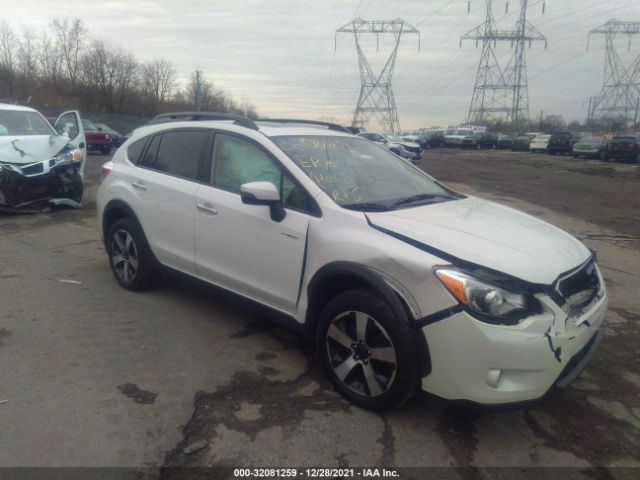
[197,203,218,215]
[131,182,147,191]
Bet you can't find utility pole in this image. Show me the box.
[587,20,640,129]
[336,18,420,133]
[539,110,543,131]
[194,68,203,111]
[462,0,547,131]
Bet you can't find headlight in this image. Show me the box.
[435,269,540,324]
[54,148,83,166]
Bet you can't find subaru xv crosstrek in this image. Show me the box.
[97,115,607,411]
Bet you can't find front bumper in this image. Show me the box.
[419,286,607,404]
[399,150,423,162]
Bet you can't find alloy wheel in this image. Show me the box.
[325,311,397,397]
[110,229,139,283]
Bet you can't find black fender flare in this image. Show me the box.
[306,261,410,325]
[101,199,161,267]
[306,261,431,376]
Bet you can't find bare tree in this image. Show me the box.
[141,58,177,114]
[37,32,64,88]
[51,17,87,91]
[113,53,139,113]
[0,20,17,95]
[17,26,38,83]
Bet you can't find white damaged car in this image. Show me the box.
[97,116,607,411]
[0,103,86,212]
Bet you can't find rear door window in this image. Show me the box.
[139,130,209,181]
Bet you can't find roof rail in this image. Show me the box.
[149,111,258,130]
[257,118,351,133]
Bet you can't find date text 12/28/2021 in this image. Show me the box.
[233,468,400,478]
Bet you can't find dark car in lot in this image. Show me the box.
[547,132,582,155]
[496,134,514,149]
[82,119,112,155]
[572,136,607,159]
[603,135,640,163]
[416,130,446,149]
[95,123,124,148]
[461,132,497,149]
[511,133,536,151]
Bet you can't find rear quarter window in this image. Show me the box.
[127,138,147,164]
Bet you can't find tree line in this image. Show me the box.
[0,17,257,119]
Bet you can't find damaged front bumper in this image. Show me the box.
[419,266,608,404]
[0,154,83,211]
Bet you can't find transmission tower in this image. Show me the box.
[587,20,640,129]
[462,0,546,129]
[336,18,420,133]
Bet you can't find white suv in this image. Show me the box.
[97,114,607,411]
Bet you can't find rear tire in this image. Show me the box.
[107,218,158,291]
[316,289,418,411]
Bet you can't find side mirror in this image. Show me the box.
[240,181,286,222]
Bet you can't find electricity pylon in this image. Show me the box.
[587,20,640,129]
[462,0,546,129]
[336,18,420,133]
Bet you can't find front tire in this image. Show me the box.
[316,289,418,411]
[107,218,158,291]
[101,145,112,155]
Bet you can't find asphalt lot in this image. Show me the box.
[0,148,639,477]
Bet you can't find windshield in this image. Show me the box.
[582,137,603,144]
[82,119,99,130]
[0,110,55,136]
[454,130,472,136]
[273,135,461,211]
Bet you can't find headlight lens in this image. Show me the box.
[435,269,539,323]
[55,148,82,166]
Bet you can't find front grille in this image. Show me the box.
[556,260,600,315]
[405,145,421,153]
[20,162,45,176]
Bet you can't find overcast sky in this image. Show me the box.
[3,0,640,130]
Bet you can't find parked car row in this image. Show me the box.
[395,127,639,163]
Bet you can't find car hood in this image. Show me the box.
[367,196,590,285]
[0,135,69,165]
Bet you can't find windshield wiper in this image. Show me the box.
[342,202,392,212]
[390,193,453,209]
